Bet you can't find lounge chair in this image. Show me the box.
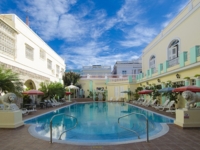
[133,98,144,104]
[21,108,37,115]
[158,100,175,111]
[145,99,157,107]
[139,99,148,105]
[52,99,63,105]
[154,99,170,109]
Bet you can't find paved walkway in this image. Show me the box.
[0,99,200,150]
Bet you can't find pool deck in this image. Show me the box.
[1,99,200,150]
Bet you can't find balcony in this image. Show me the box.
[151,68,157,74]
[80,74,137,82]
[168,57,179,68]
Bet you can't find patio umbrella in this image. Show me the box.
[22,89,44,95]
[66,84,79,90]
[158,87,174,93]
[138,90,153,94]
[66,83,79,101]
[65,92,72,96]
[173,86,200,92]
[22,89,44,106]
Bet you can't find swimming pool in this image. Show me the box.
[25,102,174,145]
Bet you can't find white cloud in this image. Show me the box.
[62,51,140,70]
[119,26,157,48]
[161,0,189,29]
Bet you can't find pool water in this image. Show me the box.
[25,102,174,144]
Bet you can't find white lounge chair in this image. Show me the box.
[145,99,157,107]
[158,100,175,111]
[139,99,148,105]
[21,108,37,115]
[154,99,170,109]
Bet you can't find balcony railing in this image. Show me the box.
[80,74,137,80]
[197,46,200,57]
[168,57,179,68]
[151,68,157,74]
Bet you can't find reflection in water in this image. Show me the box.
[25,102,173,141]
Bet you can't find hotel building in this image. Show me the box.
[136,0,200,107]
[0,14,65,89]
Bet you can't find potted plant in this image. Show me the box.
[87,89,93,98]
[194,74,200,79]
[183,77,190,80]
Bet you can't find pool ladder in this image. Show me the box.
[50,113,78,143]
[118,112,149,142]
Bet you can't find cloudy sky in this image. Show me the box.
[0,0,189,70]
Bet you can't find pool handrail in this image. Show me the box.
[118,112,149,142]
[50,113,78,143]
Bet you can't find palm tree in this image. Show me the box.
[0,65,23,96]
[39,81,65,100]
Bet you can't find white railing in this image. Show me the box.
[168,57,179,68]
[80,74,137,81]
[82,66,111,69]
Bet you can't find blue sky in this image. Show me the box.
[0,0,189,70]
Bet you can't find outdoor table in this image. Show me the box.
[25,104,35,110]
[39,102,46,109]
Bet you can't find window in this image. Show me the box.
[149,55,155,69]
[60,68,64,76]
[25,44,34,60]
[56,65,60,78]
[134,70,136,74]
[168,39,179,60]
[173,81,185,86]
[122,70,127,75]
[40,49,46,60]
[191,79,196,85]
[47,59,52,69]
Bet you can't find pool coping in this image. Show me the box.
[28,123,169,145]
[26,102,172,145]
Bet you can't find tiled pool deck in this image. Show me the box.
[1,99,200,150]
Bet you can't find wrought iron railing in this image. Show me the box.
[168,57,179,68]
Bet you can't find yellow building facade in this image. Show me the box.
[79,75,137,102]
[136,0,200,107]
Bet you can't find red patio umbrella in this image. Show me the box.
[173,86,200,92]
[138,90,153,94]
[22,89,44,95]
[65,92,72,96]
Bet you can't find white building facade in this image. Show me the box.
[0,14,65,89]
[112,59,142,76]
[82,65,111,76]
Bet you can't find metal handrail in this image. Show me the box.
[50,113,78,143]
[58,115,78,140]
[118,112,149,142]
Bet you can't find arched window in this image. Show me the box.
[168,39,179,60]
[149,55,155,68]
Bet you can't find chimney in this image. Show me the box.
[26,15,29,27]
